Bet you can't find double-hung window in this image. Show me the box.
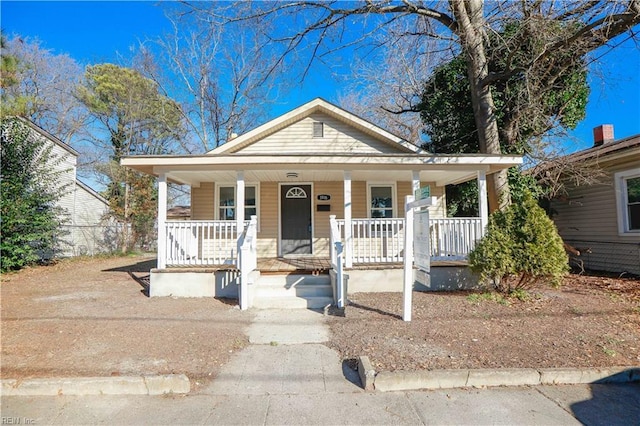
[217,185,258,220]
[369,185,394,218]
[615,169,640,234]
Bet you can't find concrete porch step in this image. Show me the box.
[254,274,331,298]
[251,296,334,309]
[252,273,333,309]
[256,273,331,286]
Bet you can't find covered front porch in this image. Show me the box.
[123,155,521,309]
[145,158,503,268]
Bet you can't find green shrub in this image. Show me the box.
[1,118,70,272]
[469,193,568,292]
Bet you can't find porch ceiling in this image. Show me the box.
[165,168,481,186]
[122,154,522,187]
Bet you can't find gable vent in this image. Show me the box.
[313,121,324,138]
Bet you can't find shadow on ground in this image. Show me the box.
[570,370,640,425]
[348,301,402,320]
[102,259,156,297]
[102,258,157,273]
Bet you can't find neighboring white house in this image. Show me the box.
[122,98,522,308]
[19,119,113,257]
[548,125,640,275]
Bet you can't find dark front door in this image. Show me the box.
[280,184,312,255]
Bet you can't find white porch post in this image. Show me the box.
[344,171,353,268]
[403,195,415,322]
[412,170,421,197]
[477,170,489,232]
[157,172,167,269]
[236,171,245,237]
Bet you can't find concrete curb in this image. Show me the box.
[357,356,376,391]
[356,358,640,392]
[1,374,190,396]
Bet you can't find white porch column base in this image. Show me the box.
[344,171,353,268]
[157,172,167,269]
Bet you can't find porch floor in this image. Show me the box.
[258,257,331,274]
[163,257,331,273]
[162,258,467,273]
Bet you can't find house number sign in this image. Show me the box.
[317,194,331,201]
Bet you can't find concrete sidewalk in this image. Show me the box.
[3,383,639,425]
[202,308,361,395]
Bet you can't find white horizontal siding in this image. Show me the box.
[73,183,108,226]
[239,113,405,154]
[45,140,77,220]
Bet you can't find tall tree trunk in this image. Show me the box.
[450,0,510,211]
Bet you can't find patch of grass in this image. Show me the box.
[569,306,583,316]
[607,292,622,302]
[600,346,617,357]
[604,335,623,346]
[509,289,530,302]
[466,292,510,306]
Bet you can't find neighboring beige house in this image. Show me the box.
[167,205,191,220]
[547,125,640,275]
[122,98,522,308]
[19,119,112,257]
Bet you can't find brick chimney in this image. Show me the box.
[593,124,614,147]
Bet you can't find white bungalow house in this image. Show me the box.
[16,119,112,257]
[122,98,521,308]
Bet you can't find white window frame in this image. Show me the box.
[215,183,260,227]
[367,183,397,219]
[313,121,324,138]
[614,168,640,235]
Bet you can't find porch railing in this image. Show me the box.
[339,218,406,263]
[430,218,483,260]
[163,217,483,267]
[165,220,247,266]
[335,217,483,264]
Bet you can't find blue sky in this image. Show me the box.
[2,1,639,153]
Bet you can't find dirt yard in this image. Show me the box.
[0,255,251,390]
[327,274,640,372]
[2,255,639,385]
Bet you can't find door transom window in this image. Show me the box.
[285,186,308,199]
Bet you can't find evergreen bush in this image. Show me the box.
[469,193,568,292]
[0,118,69,272]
